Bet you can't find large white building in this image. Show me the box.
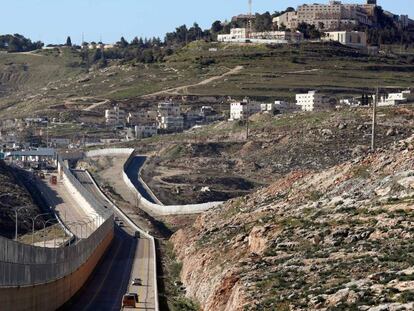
[274,0,375,30]
[229,98,262,121]
[323,31,367,48]
[296,91,330,111]
[157,102,184,131]
[217,28,303,44]
[105,106,126,126]
[378,90,412,107]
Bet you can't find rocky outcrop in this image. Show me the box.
[171,135,414,310]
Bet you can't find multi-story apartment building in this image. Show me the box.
[157,102,184,131]
[105,106,126,126]
[296,91,330,111]
[229,98,262,121]
[274,0,374,31]
[127,110,157,126]
[273,11,299,30]
[323,31,367,48]
[297,1,372,30]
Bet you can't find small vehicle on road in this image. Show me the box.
[122,293,139,308]
[131,278,142,286]
[118,221,124,227]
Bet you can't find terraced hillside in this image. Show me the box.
[0,42,413,119]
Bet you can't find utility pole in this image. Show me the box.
[371,87,378,151]
[247,0,253,38]
[46,120,49,148]
[246,116,249,140]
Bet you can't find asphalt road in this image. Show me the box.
[125,156,157,204]
[63,170,156,311]
[34,174,96,238]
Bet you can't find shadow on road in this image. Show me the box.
[59,226,137,311]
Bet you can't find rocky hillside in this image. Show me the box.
[142,106,414,205]
[0,162,39,238]
[171,135,414,310]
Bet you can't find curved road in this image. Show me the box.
[125,156,158,204]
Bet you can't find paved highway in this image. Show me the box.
[63,170,156,311]
[34,174,96,239]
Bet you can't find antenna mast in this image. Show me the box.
[247,0,253,38]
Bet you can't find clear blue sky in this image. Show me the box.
[0,0,411,44]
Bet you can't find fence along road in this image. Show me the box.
[67,169,157,311]
[0,155,114,311]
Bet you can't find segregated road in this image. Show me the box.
[62,170,156,311]
[34,175,96,238]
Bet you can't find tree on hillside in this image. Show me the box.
[254,12,273,32]
[117,37,129,48]
[211,21,223,34]
[66,36,72,47]
[297,23,322,39]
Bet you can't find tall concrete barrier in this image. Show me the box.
[84,148,223,216]
[57,156,111,221]
[0,155,115,311]
[122,150,223,215]
[0,225,113,311]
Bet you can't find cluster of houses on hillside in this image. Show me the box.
[104,101,222,139]
[228,89,413,121]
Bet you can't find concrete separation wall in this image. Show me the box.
[57,157,111,221]
[0,217,113,287]
[0,227,113,311]
[122,151,223,215]
[0,155,115,311]
[84,148,223,216]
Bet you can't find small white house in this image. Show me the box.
[323,31,367,49]
[296,91,330,112]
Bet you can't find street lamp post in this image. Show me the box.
[14,206,30,241]
[41,218,59,247]
[32,213,52,245]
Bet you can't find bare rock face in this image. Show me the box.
[170,135,414,311]
[248,226,268,255]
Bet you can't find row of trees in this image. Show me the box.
[0,34,43,52]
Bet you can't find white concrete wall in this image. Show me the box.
[83,148,223,215]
